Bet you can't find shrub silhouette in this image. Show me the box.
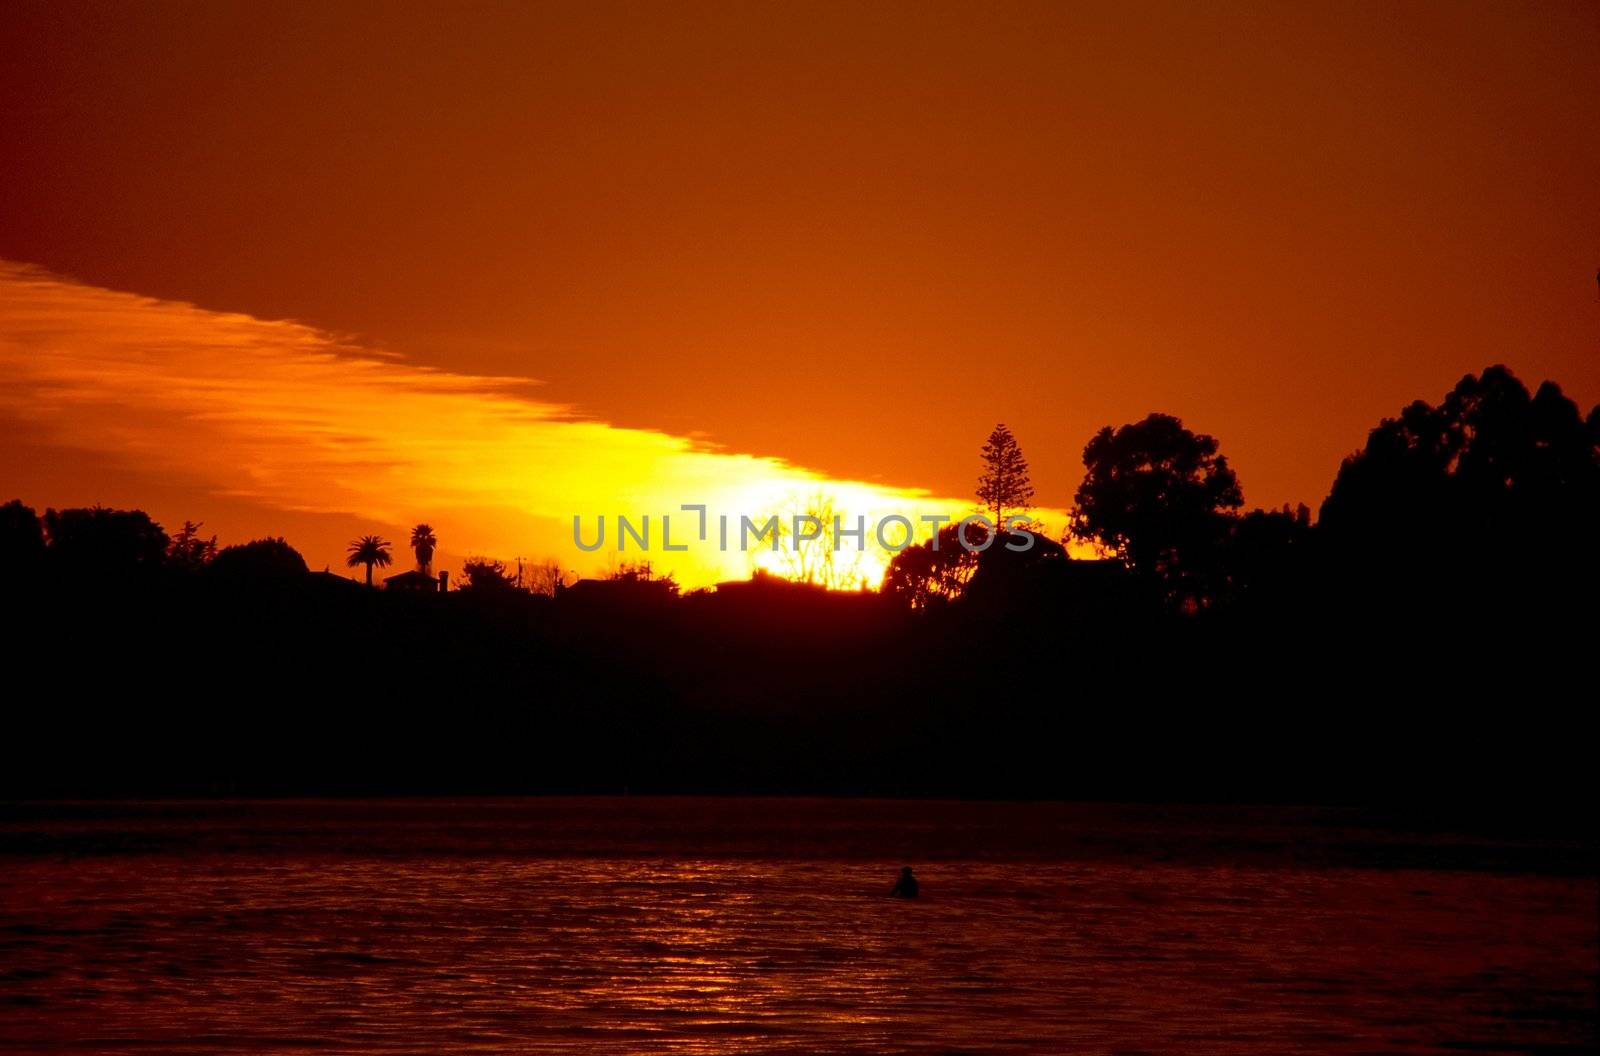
[209,537,310,583]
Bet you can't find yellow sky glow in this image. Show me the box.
[0,262,1070,588]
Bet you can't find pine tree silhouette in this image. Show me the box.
[976,423,1035,529]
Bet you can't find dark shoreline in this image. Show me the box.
[4,797,1594,875]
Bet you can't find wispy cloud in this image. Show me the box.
[1,261,1035,586]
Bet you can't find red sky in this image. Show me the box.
[2,1,1596,582]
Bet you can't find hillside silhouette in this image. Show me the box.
[2,365,1594,805]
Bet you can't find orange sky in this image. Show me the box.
[2,1,1597,584]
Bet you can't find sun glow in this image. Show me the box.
[0,262,1053,589]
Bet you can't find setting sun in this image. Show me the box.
[0,262,1059,589]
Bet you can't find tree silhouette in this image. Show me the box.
[527,558,570,597]
[346,535,393,586]
[210,537,309,583]
[882,522,986,609]
[1319,365,1600,598]
[44,506,169,577]
[1,500,46,571]
[768,493,871,590]
[1222,503,1311,609]
[603,559,678,591]
[410,524,438,574]
[977,424,1035,529]
[460,556,516,592]
[1070,413,1242,608]
[167,520,217,572]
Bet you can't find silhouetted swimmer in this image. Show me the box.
[889,866,919,898]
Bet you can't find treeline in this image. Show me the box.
[893,365,1599,625]
[2,364,1595,803]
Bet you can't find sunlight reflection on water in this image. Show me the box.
[1,807,1594,1054]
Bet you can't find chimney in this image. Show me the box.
[437,570,448,593]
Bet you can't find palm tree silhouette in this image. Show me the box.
[346,535,393,587]
[409,524,438,575]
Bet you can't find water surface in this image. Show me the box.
[2,799,1593,1054]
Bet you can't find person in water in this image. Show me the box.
[889,866,919,898]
